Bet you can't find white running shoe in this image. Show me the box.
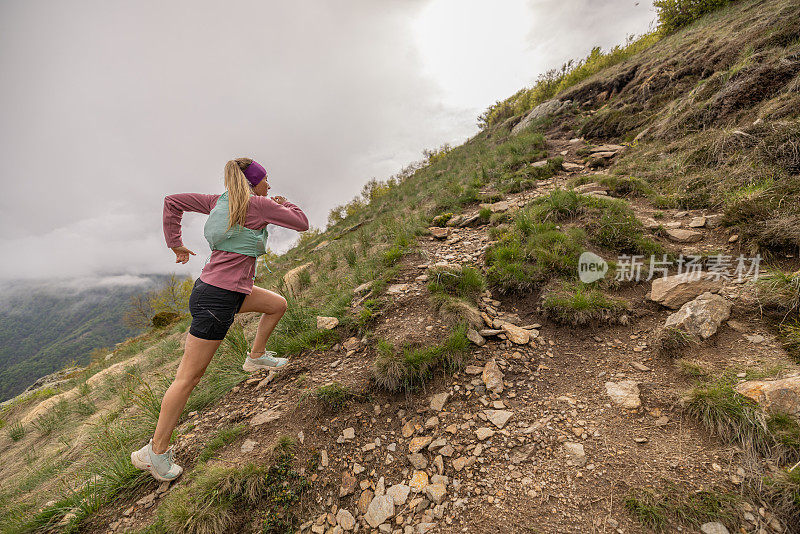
[131,439,183,482]
[242,350,288,372]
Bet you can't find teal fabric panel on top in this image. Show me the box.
[203,192,268,257]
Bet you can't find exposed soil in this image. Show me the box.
[78,129,800,534]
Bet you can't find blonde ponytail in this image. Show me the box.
[223,158,253,231]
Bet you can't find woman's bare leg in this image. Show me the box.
[152,334,222,453]
[238,286,288,357]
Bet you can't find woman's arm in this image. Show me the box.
[162,193,220,248]
[249,196,309,232]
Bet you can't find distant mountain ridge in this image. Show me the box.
[0,274,169,401]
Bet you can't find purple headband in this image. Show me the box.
[243,160,267,187]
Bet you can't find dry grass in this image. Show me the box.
[156,441,308,534]
[685,374,800,462]
[761,466,800,529]
[431,296,483,330]
[624,485,739,532]
[755,269,800,316]
[656,327,698,357]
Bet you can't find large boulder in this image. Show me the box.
[734,376,800,416]
[649,272,723,309]
[511,99,572,134]
[283,262,312,299]
[663,292,732,340]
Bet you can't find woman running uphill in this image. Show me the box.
[131,157,309,481]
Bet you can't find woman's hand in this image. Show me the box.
[271,195,287,205]
[171,246,195,264]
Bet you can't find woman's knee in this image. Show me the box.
[173,373,203,392]
[272,295,288,316]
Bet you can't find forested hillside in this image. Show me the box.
[0,276,166,401]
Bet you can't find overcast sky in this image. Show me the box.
[0,0,655,282]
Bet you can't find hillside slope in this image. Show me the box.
[0,277,166,402]
[2,1,800,533]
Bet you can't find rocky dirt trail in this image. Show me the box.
[95,133,797,534]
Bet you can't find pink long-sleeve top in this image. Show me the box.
[163,193,309,294]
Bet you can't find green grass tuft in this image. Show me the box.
[355,298,380,331]
[658,327,698,356]
[685,374,800,460]
[431,212,453,227]
[427,265,486,304]
[125,373,167,432]
[485,218,585,293]
[779,321,800,358]
[624,491,668,530]
[540,281,629,325]
[762,465,800,528]
[373,324,470,392]
[74,398,97,416]
[496,129,547,169]
[677,359,711,380]
[199,425,246,463]
[381,245,404,267]
[625,486,739,532]
[585,196,664,256]
[157,445,307,534]
[522,189,663,257]
[8,420,25,441]
[31,398,71,436]
[596,174,655,197]
[429,294,483,330]
[301,382,356,413]
[343,247,358,268]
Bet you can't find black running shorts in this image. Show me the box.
[188,279,247,341]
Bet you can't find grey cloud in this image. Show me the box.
[524,0,656,73]
[0,0,654,282]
